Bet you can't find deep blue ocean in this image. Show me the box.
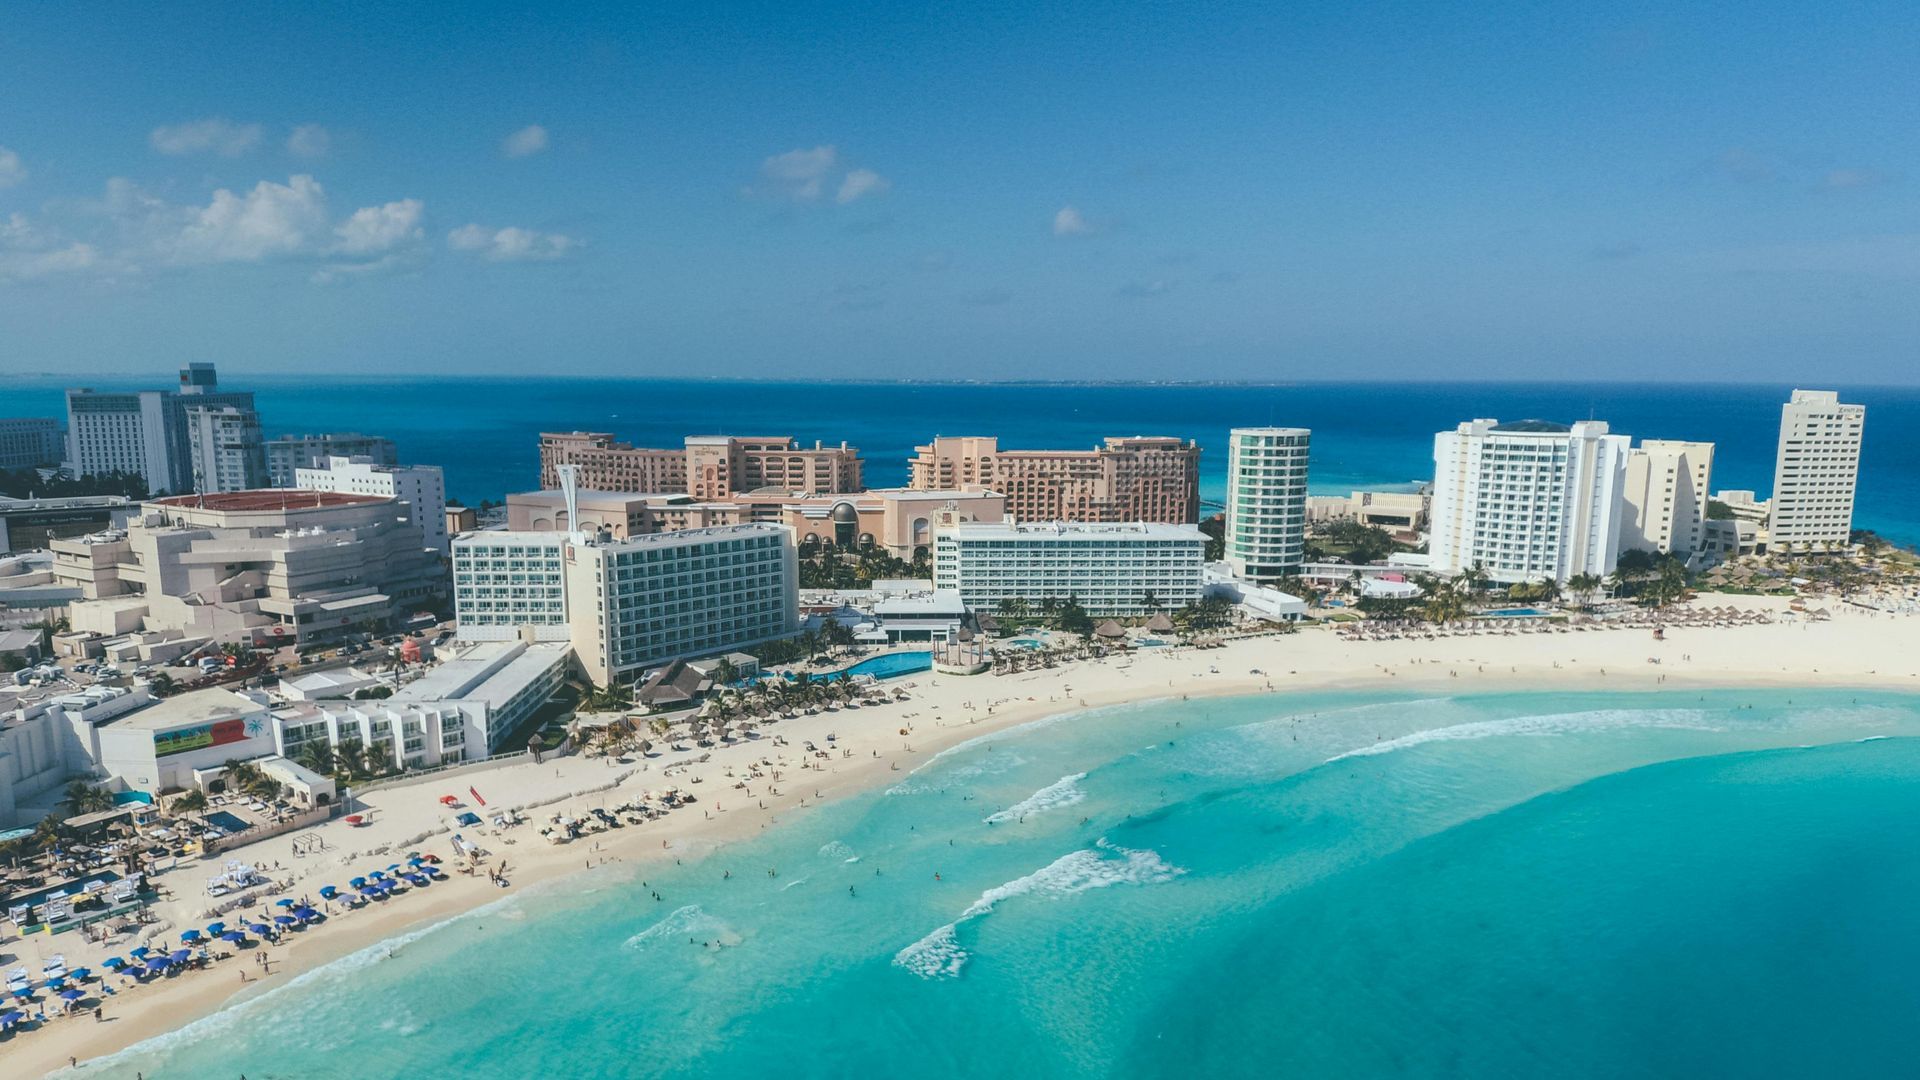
[5,377,1916,545]
[77,688,1920,1079]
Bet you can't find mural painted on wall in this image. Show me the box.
[153,716,249,758]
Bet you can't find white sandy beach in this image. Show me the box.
[11,592,1920,1077]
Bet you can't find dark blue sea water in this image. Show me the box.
[5,378,1915,544]
[82,688,1920,1079]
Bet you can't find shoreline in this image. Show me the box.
[16,594,1920,1076]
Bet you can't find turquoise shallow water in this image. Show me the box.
[71,688,1920,1079]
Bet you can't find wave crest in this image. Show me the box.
[984,772,1087,824]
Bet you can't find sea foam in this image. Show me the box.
[1323,708,1723,763]
[983,772,1088,824]
[893,840,1184,979]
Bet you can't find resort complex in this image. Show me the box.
[0,378,1907,1074]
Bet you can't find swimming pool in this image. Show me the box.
[1486,607,1546,617]
[204,810,251,834]
[1137,638,1169,647]
[1008,638,1045,650]
[792,652,932,682]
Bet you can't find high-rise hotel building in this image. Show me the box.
[538,433,863,498]
[453,523,798,687]
[1429,419,1630,585]
[1621,440,1715,558]
[66,363,260,495]
[1768,390,1865,552]
[1224,427,1309,582]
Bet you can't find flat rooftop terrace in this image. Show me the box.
[149,490,387,512]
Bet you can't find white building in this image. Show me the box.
[1429,419,1630,585]
[454,524,798,688]
[563,525,798,687]
[184,403,269,494]
[1621,440,1715,558]
[451,533,570,638]
[296,455,449,554]
[266,433,398,488]
[280,639,573,769]
[933,518,1207,617]
[0,417,65,470]
[65,364,258,495]
[1768,390,1865,552]
[1224,427,1310,583]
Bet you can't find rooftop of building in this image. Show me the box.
[109,687,262,731]
[587,522,789,548]
[0,494,133,511]
[1487,420,1573,434]
[393,639,571,710]
[149,490,387,512]
[940,520,1205,540]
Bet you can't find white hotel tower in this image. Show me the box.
[1429,419,1630,585]
[1768,389,1865,552]
[1224,427,1310,583]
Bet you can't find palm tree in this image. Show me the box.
[999,596,1031,625]
[1461,563,1491,595]
[799,630,822,662]
[294,740,336,776]
[65,780,115,815]
[1140,591,1163,614]
[171,789,209,816]
[710,656,740,689]
[1566,572,1602,610]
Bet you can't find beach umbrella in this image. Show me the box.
[168,950,191,963]
[248,923,271,936]
[406,873,428,886]
[220,932,246,944]
[207,921,227,935]
[295,906,319,919]
[69,968,91,982]
[101,957,125,970]
[1,1010,24,1027]
[129,946,151,958]
[180,929,202,942]
[274,898,295,908]
[408,856,426,866]
[349,876,367,887]
[274,915,296,926]
[45,977,64,990]
[385,863,402,872]
[60,989,84,1001]
[319,885,338,899]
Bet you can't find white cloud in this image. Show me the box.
[761,145,838,201]
[287,124,332,159]
[0,212,97,281]
[502,125,549,158]
[331,199,425,256]
[1053,205,1091,236]
[448,223,578,262]
[150,118,263,157]
[0,146,25,189]
[836,168,890,204]
[169,175,332,262]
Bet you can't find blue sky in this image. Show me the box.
[2,1,1917,382]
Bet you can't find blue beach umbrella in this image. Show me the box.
[60,989,84,1001]
[68,968,91,982]
[168,950,191,963]
[249,923,271,936]
[101,957,125,970]
[273,915,296,926]
[179,929,201,942]
[274,898,295,908]
[319,885,338,899]
[128,946,151,958]
[45,977,64,990]
[1,1010,25,1027]
[207,921,227,934]
[221,931,246,943]
[349,876,367,887]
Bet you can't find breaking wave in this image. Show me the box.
[893,840,1183,979]
[1324,708,1722,763]
[983,772,1087,824]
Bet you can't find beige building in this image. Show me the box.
[506,487,1006,559]
[1305,490,1428,533]
[1622,440,1715,557]
[538,432,863,497]
[907,435,1200,524]
[52,490,444,646]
